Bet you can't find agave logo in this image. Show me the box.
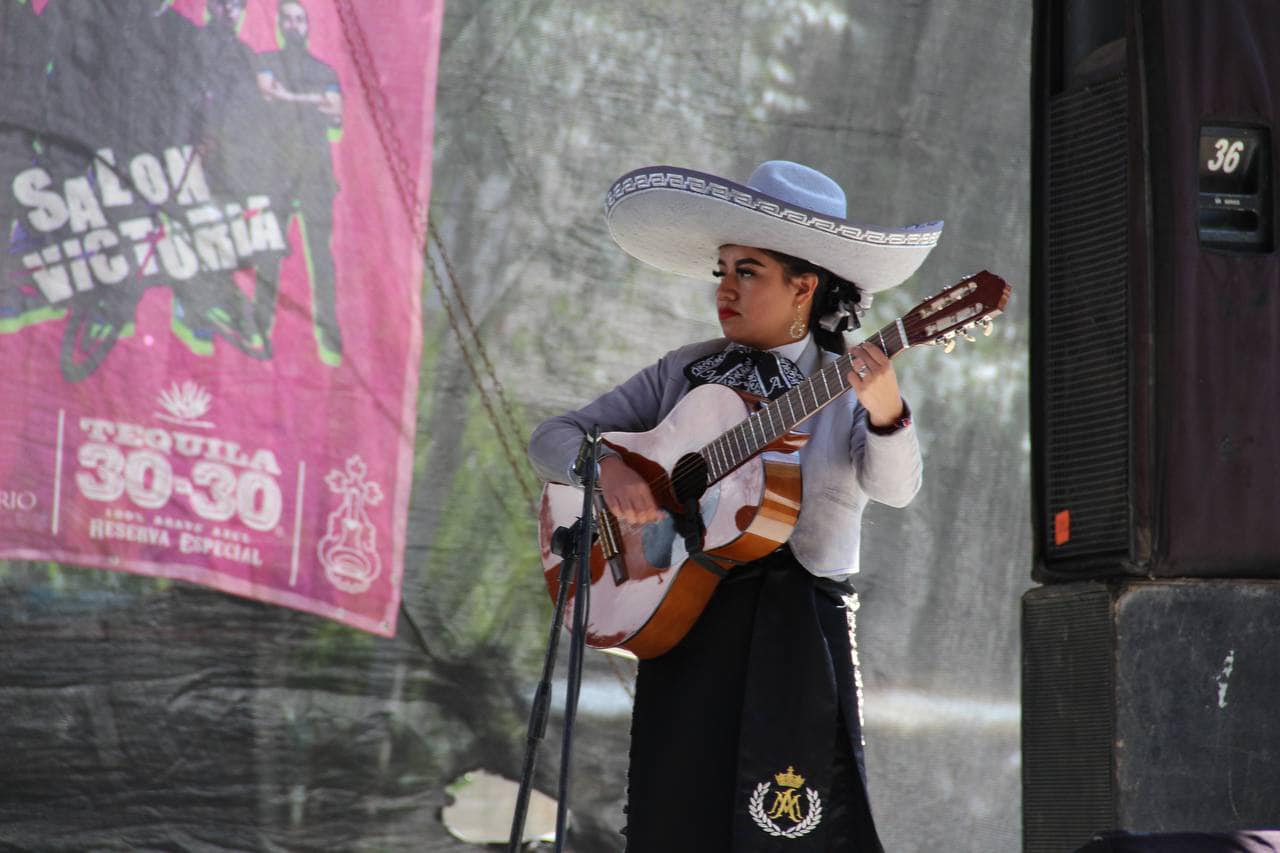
[155,380,214,429]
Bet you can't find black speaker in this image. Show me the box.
[1031,0,1280,580]
[1022,580,1280,853]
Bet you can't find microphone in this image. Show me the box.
[569,426,602,487]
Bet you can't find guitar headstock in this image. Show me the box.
[903,271,1011,353]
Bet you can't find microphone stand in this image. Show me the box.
[508,427,600,852]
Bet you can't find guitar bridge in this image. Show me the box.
[594,495,628,583]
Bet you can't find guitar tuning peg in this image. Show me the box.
[982,318,995,337]
[962,331,977,343]
[943,337,956,354]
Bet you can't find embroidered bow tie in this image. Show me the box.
[683,344,805,401]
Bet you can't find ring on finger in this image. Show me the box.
[855,364,870,379]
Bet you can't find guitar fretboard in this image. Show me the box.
[700,321,910,484]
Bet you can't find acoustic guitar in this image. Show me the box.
[538,271,1011,659]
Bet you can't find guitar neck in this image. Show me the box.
[699,319,910,484]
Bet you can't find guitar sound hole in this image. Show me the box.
[670,453,708,505]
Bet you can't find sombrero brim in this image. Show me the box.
[604,166,943,293]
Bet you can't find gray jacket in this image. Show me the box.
[527,337,922,577]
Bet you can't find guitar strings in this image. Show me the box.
[590,283,1002,553]
[602,352,857,523]
[591,287,993,534]
[624,330,891,499]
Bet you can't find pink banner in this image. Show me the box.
[0,0,443,636]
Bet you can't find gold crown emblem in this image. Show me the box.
[774,766,805,789]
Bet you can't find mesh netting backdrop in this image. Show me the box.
[0,1,1030,850]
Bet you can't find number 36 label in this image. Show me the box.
[1207,137,1245,174]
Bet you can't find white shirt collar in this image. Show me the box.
[769,334,814,371]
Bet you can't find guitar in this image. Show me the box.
[538,271,1011,659]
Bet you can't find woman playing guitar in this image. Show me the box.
[528,160,943,851]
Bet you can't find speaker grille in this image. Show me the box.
[1042,75,1132,564]
[1022,585,1116,853]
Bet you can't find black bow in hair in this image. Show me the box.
[817,280,863,334]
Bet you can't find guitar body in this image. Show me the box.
[538,383,805,659]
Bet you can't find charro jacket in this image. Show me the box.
[527,336,922,577]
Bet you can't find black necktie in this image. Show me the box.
[683,344,805,401]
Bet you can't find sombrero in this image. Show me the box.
[604,160,943,293]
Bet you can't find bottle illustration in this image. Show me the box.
[317,455,383,593]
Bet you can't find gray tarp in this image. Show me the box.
[0,1,1030,849]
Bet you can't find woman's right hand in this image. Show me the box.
[599,455,664,525]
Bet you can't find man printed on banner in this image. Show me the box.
[255,0,345,365]
[166,0,291,359]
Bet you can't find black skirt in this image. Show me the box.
[623,546,884,852]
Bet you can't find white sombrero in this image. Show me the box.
[604,160,943,293]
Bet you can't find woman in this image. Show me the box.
[528,161,942,851]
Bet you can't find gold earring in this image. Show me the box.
[789,304,807,340]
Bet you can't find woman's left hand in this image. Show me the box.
[846,343,905,428]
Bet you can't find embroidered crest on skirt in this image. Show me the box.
[749,765,823,838]
[683,344,805,400]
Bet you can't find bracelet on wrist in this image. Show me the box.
[867,400,912,435]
